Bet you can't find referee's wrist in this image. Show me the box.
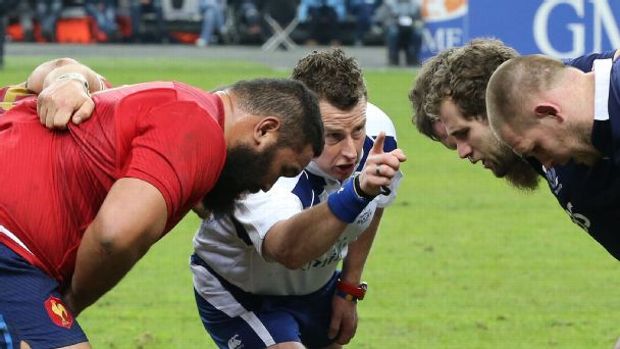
[327,175,373,223]
[353,174,377,200]
[335,279,368,303]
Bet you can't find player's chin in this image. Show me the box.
[333,165,355,181]
[489,164,508,178]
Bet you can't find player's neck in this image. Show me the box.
[215,90,236,133]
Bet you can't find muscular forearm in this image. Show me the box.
[26,58,106,94]
[67,222,151,315]
[263,202,348,269]
[340,209,383,284]
[65,178,167,315]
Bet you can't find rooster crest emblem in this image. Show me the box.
[44,296,74,329]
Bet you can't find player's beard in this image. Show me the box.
[202,143,277,214]
[493,142,540,191]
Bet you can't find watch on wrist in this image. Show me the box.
[335,279,368,303]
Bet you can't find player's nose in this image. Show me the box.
[457,142,472,160]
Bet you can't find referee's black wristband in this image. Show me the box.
[354,174,377,200]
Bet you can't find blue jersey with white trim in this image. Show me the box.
[532,50,620,260]
[192,102,402,295]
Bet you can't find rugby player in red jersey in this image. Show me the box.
[0,60,324,349]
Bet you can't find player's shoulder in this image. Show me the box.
[0,84,35,114]
[273,168,326,209]
[564,50,616,72]
[365,102,397,139]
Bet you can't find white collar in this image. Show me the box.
[305,161,342,185]
[593,58,613,121]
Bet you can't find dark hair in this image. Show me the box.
[230,78,324,156]
[409,47,457,140]
[441,38,519,120]
[291,48,367,110]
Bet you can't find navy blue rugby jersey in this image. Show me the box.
[528,50,620,260]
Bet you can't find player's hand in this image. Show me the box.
[62,289,85,317]
[358,132,407,196]
[38,78,95,130]
[328,294,358,345]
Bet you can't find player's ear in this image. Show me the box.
[534,104,562,122]
[253,116,281,145]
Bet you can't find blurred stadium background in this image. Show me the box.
[2,0,620,348]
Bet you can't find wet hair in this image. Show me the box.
[291,48,367,110]
[230,78,324,156]
[409,47,457,140]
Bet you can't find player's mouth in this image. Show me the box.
[334,164,355,177]
[482,159,495,170]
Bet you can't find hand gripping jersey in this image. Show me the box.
[529,50,620,260]
[0,81,226,283]
[193,102,402,298]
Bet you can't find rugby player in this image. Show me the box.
[410,39,620,260]
[0,64,324,348]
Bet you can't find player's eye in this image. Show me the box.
[453,129,468,139]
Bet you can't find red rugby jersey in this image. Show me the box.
[0,81,226,283]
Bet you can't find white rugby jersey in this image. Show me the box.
[192,102,402,296]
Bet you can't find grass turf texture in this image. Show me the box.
[2,56,619,348]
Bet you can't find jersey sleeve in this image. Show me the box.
[121,100,226,231]
[233,177,305,256]
[360,102,402,208]
[0,84,34,114]
[564,50,616,72]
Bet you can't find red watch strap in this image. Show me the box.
[336,279,366,300]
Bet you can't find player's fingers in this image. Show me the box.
[38,98,48,125]
[375,164,396,179]
[328,312,342,340]
[335,315,357,345]
[43,104,57,129]
[52,107,73,129]
[370,132,386,155]
[380,151,407,172]
[391,148,407,162]
[72,99,95,125]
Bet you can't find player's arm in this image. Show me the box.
[262,133,406,269]
[64,178,167,316]
[26,57,109,129]
[328,208,384,344]
[26,57,107,94]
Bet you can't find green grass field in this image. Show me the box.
[2,56,619,348]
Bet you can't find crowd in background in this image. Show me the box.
[1,0,423,66]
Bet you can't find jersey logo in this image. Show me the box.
[565,202,592,232]
[44,296,74,329]
[543,166,563,195]
[228,334,244,349]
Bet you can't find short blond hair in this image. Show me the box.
[486,55,566,131]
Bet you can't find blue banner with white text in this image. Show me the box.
[421,0,620,61]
